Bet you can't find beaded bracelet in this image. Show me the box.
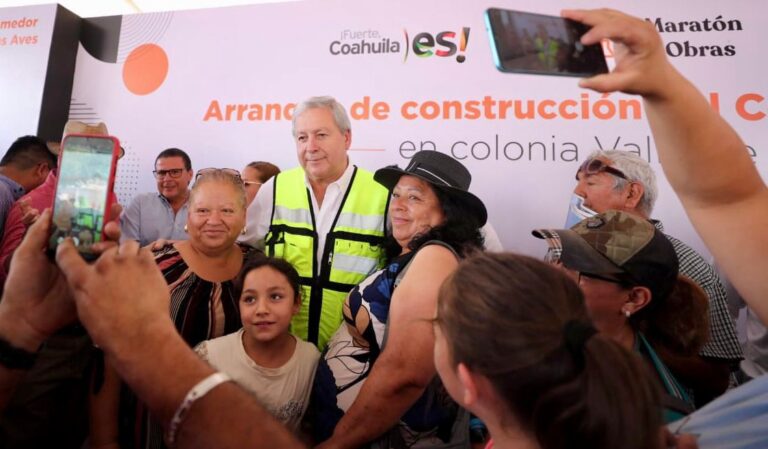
[165,372,232,446]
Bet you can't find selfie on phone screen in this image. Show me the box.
[49,135,118,258]
[485,8,608,76]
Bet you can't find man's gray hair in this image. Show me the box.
[291,96,351,137]
[587,149,658,216]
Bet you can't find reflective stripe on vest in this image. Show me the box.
[266,166,388,349]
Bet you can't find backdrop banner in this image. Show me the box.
[0,4,57,149]
[64,0,767,256]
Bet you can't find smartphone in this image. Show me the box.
[48,134,120,260]
[485,8,608,77]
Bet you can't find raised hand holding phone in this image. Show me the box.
[562,8,675,96]
[48,134,120,260]
[485,8,608,77]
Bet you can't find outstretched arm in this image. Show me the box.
[565,8,768,324]
[57,239,304,449]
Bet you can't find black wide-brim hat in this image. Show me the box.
[374,150,488,226]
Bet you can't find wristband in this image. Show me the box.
[165,372,232,446]
[0,336,38,370]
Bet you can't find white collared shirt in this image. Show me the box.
[240,163,355,269]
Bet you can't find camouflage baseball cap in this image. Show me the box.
[532,210,679,302]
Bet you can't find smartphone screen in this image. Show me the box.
[49,135,118,259]
[485,8,608,76]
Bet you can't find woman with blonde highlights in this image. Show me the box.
[91,168,263,449]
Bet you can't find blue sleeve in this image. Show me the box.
[120,195,142,243]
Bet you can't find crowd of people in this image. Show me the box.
[0,7,765,449]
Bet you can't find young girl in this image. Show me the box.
[194,257,319,431]
[434,253,664,449]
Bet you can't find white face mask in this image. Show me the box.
[565,193,598,228]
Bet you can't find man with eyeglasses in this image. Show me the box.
[561,149,742,407]
[121,148,193,247]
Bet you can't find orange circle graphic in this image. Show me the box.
[123,44,169,95]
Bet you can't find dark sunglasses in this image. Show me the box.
[195,168,242,181]
[576,158,628,181]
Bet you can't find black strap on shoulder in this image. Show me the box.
[269,172,280,224]
[326,165,358,233]
[306,175,323,345]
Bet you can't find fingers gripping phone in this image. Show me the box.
[48,134,120,260]
[485,8,608,76]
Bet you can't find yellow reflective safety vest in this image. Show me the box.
[265,166,388,350]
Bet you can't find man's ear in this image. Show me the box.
[624,182,645,210]
[36,163,49,177]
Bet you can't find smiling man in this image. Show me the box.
[121,148,193,247]
[241,96,389,350]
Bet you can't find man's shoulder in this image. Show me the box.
[662,231,719,282]
[663,231,705,262]
[275,167,303,181]
[128,192,164,207]
[0,178,15,197]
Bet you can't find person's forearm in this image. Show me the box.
[176,381,304,449]
[0,304,49,409]
[89,360,122,447]
[644,69,763,207]
[103,319,219,424]
[327,363,432,449]
[643,68,768,324]
[103,320,303,449]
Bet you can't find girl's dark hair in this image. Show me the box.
[436,253,663,449]
[235,257,301,304]
[384,184,485,260]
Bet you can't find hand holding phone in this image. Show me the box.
[48,134,120,260]
[485,8,608,77]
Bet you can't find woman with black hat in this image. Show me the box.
[311,150,486,449]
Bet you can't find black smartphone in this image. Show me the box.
[48,134,120,260]
[485,8,608,77]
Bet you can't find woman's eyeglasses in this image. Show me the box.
[195,168,242,181]
[576,158,628,181]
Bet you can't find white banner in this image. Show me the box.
[0,4,57,151]
[68,0,768,257]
